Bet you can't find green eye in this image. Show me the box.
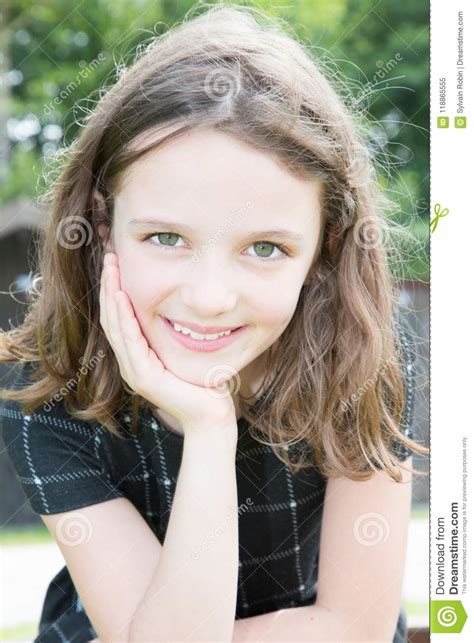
[250,242,284,259]
[144,232,288,260]
[156,232,180,246]
[144,232,184,248]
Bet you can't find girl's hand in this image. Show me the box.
[99,252,238,440]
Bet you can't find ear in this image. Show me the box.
[93,188,114,252]
[98,224,114,253]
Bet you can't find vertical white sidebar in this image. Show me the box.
[431,0,472,637]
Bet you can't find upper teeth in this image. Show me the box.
[172,321,233,340]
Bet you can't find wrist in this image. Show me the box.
[183,419,238,449]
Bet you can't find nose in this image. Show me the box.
[179,252,238,318]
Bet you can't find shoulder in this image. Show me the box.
[1,363,124,515]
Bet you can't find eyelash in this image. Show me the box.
[142,232,290,260]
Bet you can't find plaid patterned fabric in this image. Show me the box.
[0,318,416,643]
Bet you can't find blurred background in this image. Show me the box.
[0,0,429,640]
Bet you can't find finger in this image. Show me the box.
[114,291,169,408]
[102,257,166,395]
[115,291,144,343]
[104,251,118,267]
[115,290,161,373]
[99,264,112,343]
[99,252,118,336]
[103,264,133,375]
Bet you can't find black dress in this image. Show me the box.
[0,320,416,643]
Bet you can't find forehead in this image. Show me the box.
[115,128,324,231]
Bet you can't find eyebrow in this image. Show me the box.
[127,218,305,242]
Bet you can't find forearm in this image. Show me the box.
[232,603,376,642]
[129,424,239,642]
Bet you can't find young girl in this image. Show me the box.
[0,3,428,642]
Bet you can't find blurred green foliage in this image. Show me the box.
[1,0,428,279]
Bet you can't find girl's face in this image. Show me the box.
[101,127,324,394]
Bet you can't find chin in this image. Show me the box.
[161,354,239,389]
[155,352,202,385]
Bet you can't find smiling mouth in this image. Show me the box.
[163,317,243,336]
[159,315,248,352]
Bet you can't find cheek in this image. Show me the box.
[117,253,170,321]
[249,279,299,328]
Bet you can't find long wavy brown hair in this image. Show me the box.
[0,2,428,482]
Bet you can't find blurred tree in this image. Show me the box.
[322,0,429,279]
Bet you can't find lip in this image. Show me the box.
[160,315,248,352]
[165,317,242,334]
